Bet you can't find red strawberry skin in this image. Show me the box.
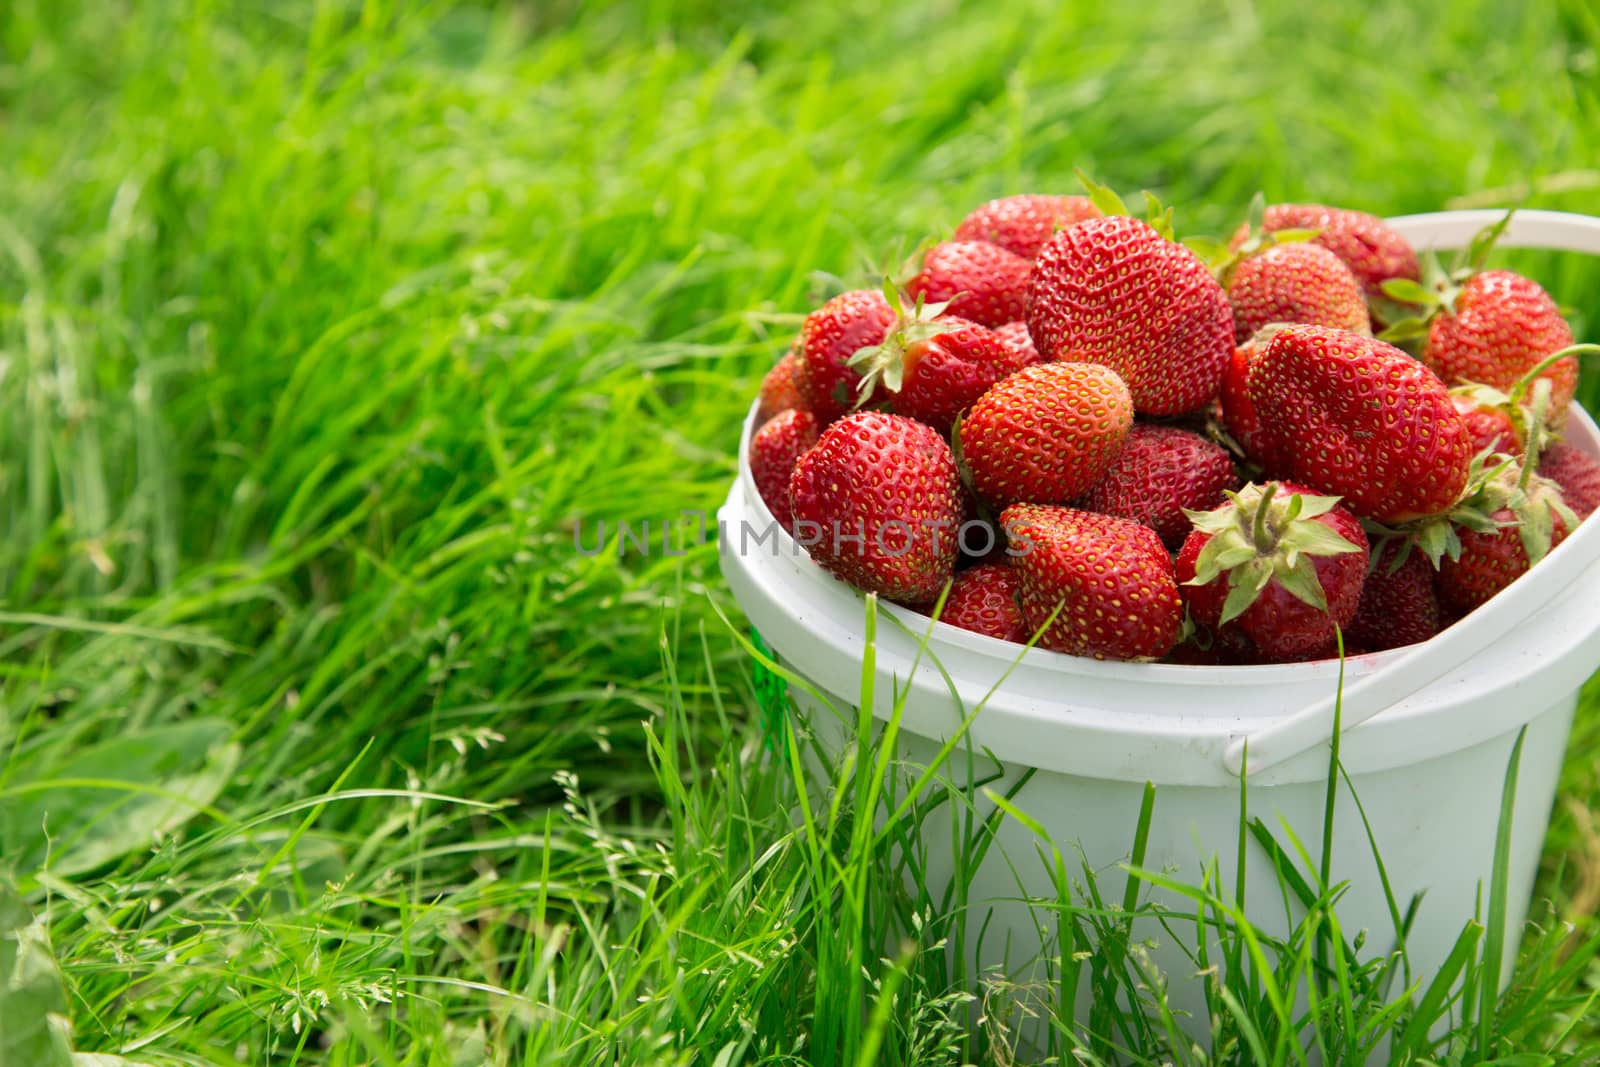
[890,320,1027,436]
[1241,203,1420,301]
[789,412,962,603]
[1451,394,1521,456]
[994,320,1044,365]
[1346,542,1442,652]
[749,409,820,531]
[907,241,1032,328]
[1219,340,1287,470]
[933,563,1028,643]
[1539,442,1600,519]
[1076,424,1239,548]
[1176,485,1368,663]
[757,350,804,425]
[794,289,896,425]
[1437,506,1571,612]
[1227,242,1369,343]
[1247,325,1473,522]
[1423,271,1577,415]
[953,194,1102,261]
[1028,215,1233,416]
[960,362,1133,508]
[1002,504,1182,661]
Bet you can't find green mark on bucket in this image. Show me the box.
[751,628,788,752]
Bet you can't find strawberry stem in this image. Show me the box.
[1252,482,1278,552]
[1518,380,1554,492]
[1508,342,1600,406]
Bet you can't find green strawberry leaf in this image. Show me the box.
[1184,530,1253,587]
[1219,559,1275,624]
[1280,521,1363,558]
[1412,520,1461,568]
[1076,169,1130,218]
[1182,235,1232,267]
[1377,317,1432,344]
[1246,191,1266,234]
[1273,554,1330,613]
[1460,207,1516,275]
[880,277,904,317]
[1380,278,1435,306]
[1143,191,1175,241]
[1287,493,1346,520]
[1265,227,1321,245]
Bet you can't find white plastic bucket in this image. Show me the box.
[716,210,1600,1040]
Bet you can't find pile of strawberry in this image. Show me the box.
[747,180,1600,664]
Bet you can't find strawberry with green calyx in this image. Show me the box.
[845,285,1026,435]
[928,563,1029,644]
[1027,174,1233,416]
[1247,325,1474,523]
[749,409,820,532]
[1434,465,1575,611]
[1075,423,1240,549]
[794,289,897,426]
[1441,342,1600,455]
[956,361,1134,509]
[1187,194,1369,343]
[1193,192,1323,266]
[1002,504,1183,661]
[1381,378,1578,608]
[1176,481,1367,663]
[1362,445,1516,573]
[1224,243,1370,343]
[1432,381,1580,611]
[954,194,1102,261]
[1379,212,1584,416]
[1227,201,1421,306]
[1450,382,1522,456]
[789,411,963,604]
[905,240,1031,328]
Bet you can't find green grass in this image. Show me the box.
[2,1,1600,1063]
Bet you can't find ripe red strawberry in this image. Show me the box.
[1428,431,1578,612]
[793,289,896,425]
[1422,270,1577,415]
[1233,203,1420,301]
[1450,387,1521,456]
[847,301,1026,436]
[1346,542,1442,652]
[1001,504,1182,661]
[789,411,962,603]
[1029,215,1233,416]
[932,563,1027,643]
[1247,325,1474,522]
[1539,442,1600,519]
[953,194,1102,261]
[1436,501,1571,612]
[1226,242,1369,343]
[756,349,804,425]
[1177,482,1367,663]
[1076,424,1239,548]
[906,241,1032,328]
[1218,336,1287,470]
[958,362,1133,508]
[994,320,1043,365]
[749,409,820,531]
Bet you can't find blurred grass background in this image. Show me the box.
[0,0,1597,1062]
